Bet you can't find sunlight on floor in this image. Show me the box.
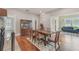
[59,32,79,51]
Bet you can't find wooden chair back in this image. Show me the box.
[55,31,60,43]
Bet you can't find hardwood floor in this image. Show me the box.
[16,36,40,51]
[16,32,79,51]
[59,32,79,51]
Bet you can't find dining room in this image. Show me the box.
[16,8,79,51]
[16,8,61,51]
[1,8,79,51]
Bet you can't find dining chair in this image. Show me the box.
[48,31,60,51]
[32,30,39,42]
[32,30,45,46]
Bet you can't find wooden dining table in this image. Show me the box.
[35,30,51,46]
[32,30,58,46]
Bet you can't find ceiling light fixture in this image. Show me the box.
[40,10,45,15]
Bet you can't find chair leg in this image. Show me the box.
[56,42,60,51]
[55,43,56,51]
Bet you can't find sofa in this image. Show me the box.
[62,27,79,33]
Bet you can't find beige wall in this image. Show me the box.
[6,8,79,35]
[7,8,39,36]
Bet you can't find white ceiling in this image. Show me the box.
[18,8,59,15]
